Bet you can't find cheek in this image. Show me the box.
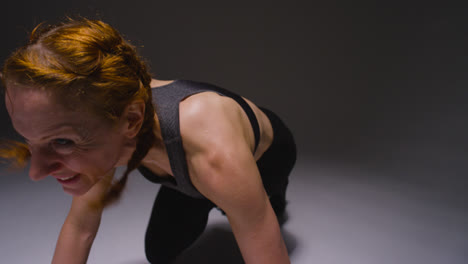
[63,130,127,176]
[64,146,122,176]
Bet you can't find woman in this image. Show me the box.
[1,18,296,264]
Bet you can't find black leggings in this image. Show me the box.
[144,108,297,263]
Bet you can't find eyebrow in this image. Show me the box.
[22,124,87,143]
[46,124,90,140]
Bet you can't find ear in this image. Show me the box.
[121,100,145,139]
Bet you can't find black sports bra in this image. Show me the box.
[138,80,260,198]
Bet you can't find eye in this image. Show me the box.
[53,138,74,146]
[50,138,75,153]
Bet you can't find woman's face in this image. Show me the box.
[5,84,133,196]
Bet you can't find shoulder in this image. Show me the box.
[178,93,264,207]
[178,92,255,194]
[179,92,247,152]
[180,91,241,122]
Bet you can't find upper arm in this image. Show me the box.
[179,93,270,223]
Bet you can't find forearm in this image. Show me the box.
[229,208,290,264]
[52,213,101,264]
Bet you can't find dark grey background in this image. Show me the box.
[1,2,468,263]
[2,3,467,198]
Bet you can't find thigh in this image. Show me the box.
[145,186,215,263]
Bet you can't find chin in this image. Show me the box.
[62,186,90,196]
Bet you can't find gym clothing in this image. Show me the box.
[138,80,260,198]
[140,80,296,263]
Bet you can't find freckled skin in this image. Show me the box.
[5,84,135,196]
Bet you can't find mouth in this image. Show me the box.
[60,175,76,180]
[56,174,80,184]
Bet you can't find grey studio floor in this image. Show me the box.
[1,156,467,264]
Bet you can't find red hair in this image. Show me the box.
[1,18,160,207]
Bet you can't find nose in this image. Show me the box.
[28,146,63,181]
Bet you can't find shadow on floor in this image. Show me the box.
[120,222,297,264]
[175,223,297,264]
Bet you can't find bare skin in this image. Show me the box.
[5,79,289,264]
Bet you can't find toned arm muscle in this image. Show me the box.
[180,93,290,264]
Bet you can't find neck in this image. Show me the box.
[116,114,164,167]
[115,138,138,167]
